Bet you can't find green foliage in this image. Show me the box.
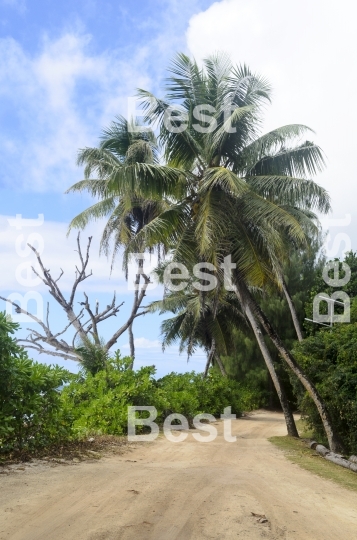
[61,353,157,436]
[156,370,258,422]
[292,311,357,454]
[0,313,260,453]
[76,337,110,375]
[0,313,73,453]
[304,251,357,336]
[222,329,271,406]
[62,353,260,436]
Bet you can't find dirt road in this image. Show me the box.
[1,411,357,539]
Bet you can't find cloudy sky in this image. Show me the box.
[0,0,355,374]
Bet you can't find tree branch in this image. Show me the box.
[1,235,149,364]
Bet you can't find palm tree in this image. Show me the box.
[149,278,241,377]
[66,117,172,365]
[67,53,342,450]
[129,53,341,450]
[150,282,302,435]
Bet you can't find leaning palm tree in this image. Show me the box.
[128,53,342,450]
[67,53,342,450]
[152,255,298,435]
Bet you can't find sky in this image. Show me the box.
[0,0,355,375]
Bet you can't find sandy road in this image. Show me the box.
[1,411,357,539]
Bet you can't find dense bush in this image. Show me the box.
[61,354,158,436]
[304,251,357,336]
[0,313,73,453]
[62,353,260,437]
[292,318,357,454]
[156,370,260,422]
[0,312,261,452]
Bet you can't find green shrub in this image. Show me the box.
[62,354,260,436]
[61,353,159,436]
[0,313,73,453]
[156,370,256,422]
[292,320,357,454]
[0,312,262,451]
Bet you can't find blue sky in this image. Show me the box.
[0,0,212,375]
[1,0,356,375]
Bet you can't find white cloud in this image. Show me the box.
[0,33,151,192]
[186,0,357,228]
[123,337,162,350]
[0,4,212,194]
[0,214,128,294]
[0,213,165,300]
[0,2,215,195]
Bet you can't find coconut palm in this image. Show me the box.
[67,53,342,450]
[129,53,341,450]
[66,117,174,364]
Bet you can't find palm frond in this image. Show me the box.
[246,175,331,213]
[67,197,117,233]
[248,141,326,178]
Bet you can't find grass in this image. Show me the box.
[269,431,357,493]
[295,418,314,439]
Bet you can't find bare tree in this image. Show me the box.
[0,234,150,364]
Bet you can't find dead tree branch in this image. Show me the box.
[1,233,149,364]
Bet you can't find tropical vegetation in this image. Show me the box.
[0,313,73,453]
[66,52,343,450]
[1,52,355,456]
[0,313,260,454]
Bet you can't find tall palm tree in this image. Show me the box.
[129,53,341,450]
[67,53,342,450]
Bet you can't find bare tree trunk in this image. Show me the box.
[242,299,298,438]
[237,281,344,453]
[105,256,150,351]
[126,257,145,369]
[128,323,135,369]
[214,353,227,377]
[281,276,303,342]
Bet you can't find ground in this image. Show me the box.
[1,411,357,539]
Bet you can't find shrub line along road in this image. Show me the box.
[1,411,357,539]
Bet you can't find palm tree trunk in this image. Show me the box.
[241,297,298,437]
[128,323,135,369]
[204,339,216,378]
[237,281,344,453]
[214,353,227,377]
[281,276,303,342]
